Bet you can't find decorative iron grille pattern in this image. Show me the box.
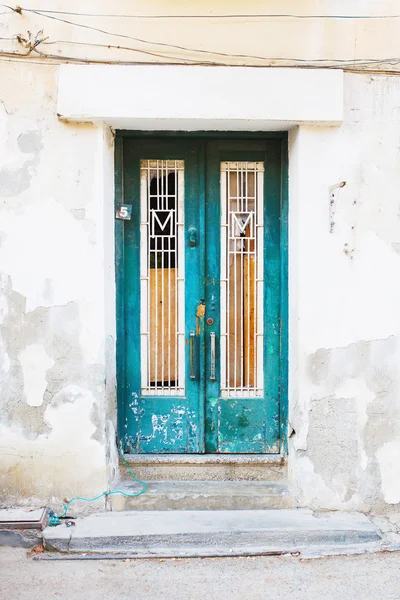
[140,160,185,395]
[220,162,264,397]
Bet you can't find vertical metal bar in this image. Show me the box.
[140,162,148,393]
[148,162,152,392]
[257,166,264,393]
[240,166,244,392]
[245,167,250,390]
[154,161,160,390]
[220,164,227,393]
[161,162,165,390]
[254,167,258,394]
[174,161,177,392]
[167,164,171,391]
[234,164,239,396]
[246,169,250,390]
[177,164,185,393]
[226,165,231,394]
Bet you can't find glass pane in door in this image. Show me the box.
[140,160,185,396]
[220,161,264,398]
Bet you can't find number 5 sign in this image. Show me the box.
[116,204,132,220]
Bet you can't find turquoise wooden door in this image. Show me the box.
[117,137,286,454]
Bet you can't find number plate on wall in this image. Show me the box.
[116,204,132,220]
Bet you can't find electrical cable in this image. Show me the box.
[7,7,400,20]
[38,42,400,67]
[29,44,400,70]
[1,50,400,73]
[35,41,218,64]
[12,8,400,64]
[2,7,400,73]
[4,5,400,67]
[6,8,317,61]
[48,447,147,527]
[36,38,399,65]
[0,54,219,66]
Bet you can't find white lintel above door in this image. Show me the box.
[57,65,343,130]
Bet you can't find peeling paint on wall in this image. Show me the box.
[0,63,115,508]
[377,441,400,504]
[290,336,400,511]
[0,385,106,506]
[19,344,54,407]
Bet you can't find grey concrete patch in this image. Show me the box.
[299,336,400,511]
[307,395,359,502]
[0,130,42,198]
[0,528,42,548]
[43,509,381,556]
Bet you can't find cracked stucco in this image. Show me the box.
[287,74,400,513]
[0,62,400,514]
[290,336,400,511]
[0,63,116,508]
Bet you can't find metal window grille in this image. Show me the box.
[220,161,264,397]
[140,160,185,396]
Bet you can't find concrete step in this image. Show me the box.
[43,509,382,557]
[120,454,286,482]
[109,480,294,511]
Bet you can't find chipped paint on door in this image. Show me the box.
[117,136,286,454]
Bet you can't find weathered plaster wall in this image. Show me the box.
[1,28,400,513]
[289,74,400,512]
[0,63,116,507]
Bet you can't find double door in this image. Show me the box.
[118,137,284,453]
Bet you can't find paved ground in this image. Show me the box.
[1,547,400,600]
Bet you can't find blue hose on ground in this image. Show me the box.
[48,446,147,526]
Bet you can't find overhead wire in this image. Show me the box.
[1,38,400,71]
[5,7,322,61]
[0,48,400,77]
[0,47,398,72]
[0,56,56,64]
[36,42,400,69]
[1,4,400,73]
[5,8,400,65]
[0,55,216,66]
[6,7,400,19]
[38,39,219,64]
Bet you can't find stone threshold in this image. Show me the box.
[42,509,389,558]
[123,454,285,466]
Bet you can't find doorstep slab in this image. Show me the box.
[123,454,285,465]
[110,480,295,510]
[120,455,286,481]
[43,509,382,556]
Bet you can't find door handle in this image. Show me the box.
[190,331,196,380]
[210,332,216,381]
